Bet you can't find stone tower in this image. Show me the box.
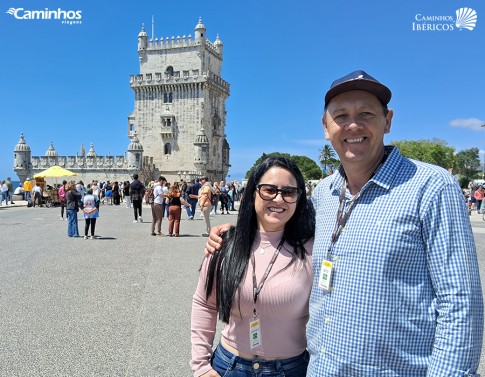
[128,17,231,183]
[13,133,31,183]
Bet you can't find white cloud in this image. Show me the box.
[449,118,485,131]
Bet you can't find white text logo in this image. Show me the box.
[412,8,477,32]
[6,7,82,25]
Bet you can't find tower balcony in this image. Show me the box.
[160,127,175,139]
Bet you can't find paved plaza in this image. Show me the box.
[1,202,484,376]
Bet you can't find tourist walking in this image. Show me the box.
[0,180,7,206]
[181,180,193,219]
[58,180,67,220]
[130,174,146,223]
[186,179,200,220]
[5,177,14,204]
[23,178,32,202]
[123,180,131,208]
[210,182,221,215]
[105,181,112,205]
[160,182,171,219]
[219,183,230,215]
[474,185,484,213]
[32,182,43,207]
[112,181,121,205]
[166,183,190,237]
[82,188,99,239]
[191,157,314,376]
[228,183,236,211]
[198,176,213,237]
[66,181,81,237]
[150,177,166,236]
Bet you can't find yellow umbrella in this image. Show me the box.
[33,166,78,178]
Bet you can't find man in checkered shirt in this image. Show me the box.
[307,70,483,376]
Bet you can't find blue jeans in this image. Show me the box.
[182,194,192,217]
[212,344,309,377]
[188,198,198,217]
[67,209,79,237]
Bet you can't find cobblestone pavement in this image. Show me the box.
[0,203,484,376]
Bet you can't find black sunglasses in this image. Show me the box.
[256,184,301,203]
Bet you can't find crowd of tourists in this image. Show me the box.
[5,174,244,240]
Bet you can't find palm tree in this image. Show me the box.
[319,145,338,174]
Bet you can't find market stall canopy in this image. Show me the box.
[33,166,78,178]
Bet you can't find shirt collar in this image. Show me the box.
[329,145,403,194]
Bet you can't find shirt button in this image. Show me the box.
[325,317,331,324]
[253,362,260,370]
[321,348,326,355]
[333,256,338,262]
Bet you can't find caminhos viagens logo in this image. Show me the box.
[6,7,82,25]
[412,7,477,31]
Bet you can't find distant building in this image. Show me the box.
[13,18,231,184]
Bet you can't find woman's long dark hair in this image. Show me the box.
[204,156,315,323]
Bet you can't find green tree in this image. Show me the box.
[391,139,455,169]
[292,155,323,180]
[454,148,481,185]
[245,152,322,180]
[319,144,339,175]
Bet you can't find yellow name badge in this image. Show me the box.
[318,260,333,291]
[249,316,262,349]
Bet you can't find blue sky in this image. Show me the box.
[1,0,484,182]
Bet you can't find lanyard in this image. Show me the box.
[327,179,362,257]
[327,149,390,257]
[251,241,283,316]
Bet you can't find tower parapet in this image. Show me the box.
[17,135,145,184]
[129,70,230,94]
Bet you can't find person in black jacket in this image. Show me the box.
[129,174,146,223]
[66,181,81,237]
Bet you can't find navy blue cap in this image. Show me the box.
[324,70,392,107]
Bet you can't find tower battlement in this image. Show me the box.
[145,37,222,57]
[129,70,230,94]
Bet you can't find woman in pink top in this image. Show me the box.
[473,186,484,213]
[191,157,315,377]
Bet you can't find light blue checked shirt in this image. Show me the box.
[308,146,483,376]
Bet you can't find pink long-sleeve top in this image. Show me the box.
[190,229,313,376]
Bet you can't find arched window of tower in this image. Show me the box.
[164,143,172,155]
[165,66,174,76]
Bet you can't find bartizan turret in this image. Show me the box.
[127,132,144,169]
[194,17,206,44]
[194,128,209,165]
[13,133,31,183]
[138,24,148,63]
